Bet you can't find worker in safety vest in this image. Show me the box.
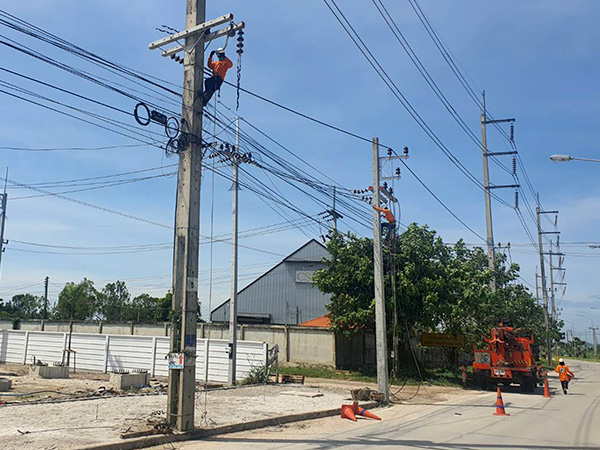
[202,48,233,107]
[555,358,575,395]
[373,205,396,241]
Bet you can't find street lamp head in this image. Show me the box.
[550,154,573,163]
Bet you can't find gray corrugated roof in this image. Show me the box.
[210,239,331,324]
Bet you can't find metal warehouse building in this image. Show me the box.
[210,239,331,325]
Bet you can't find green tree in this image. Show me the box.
[98,280,130,321]
[126,291,173,322]
[314,224,559,357]
[312,231,375,335]
[9,293,43,319]
[54,278,98,320]
[0,297,10,319]
[156,291,172,322]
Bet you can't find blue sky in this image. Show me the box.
[0,1,598,338]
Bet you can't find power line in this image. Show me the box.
[0,144,147,152]
[322,0,513,210]
[398,159,485,242]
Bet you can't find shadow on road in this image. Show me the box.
[205,436,597,449]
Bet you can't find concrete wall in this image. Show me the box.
[5,320,341,367]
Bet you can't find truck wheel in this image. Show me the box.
[477,374,488,391]
[521,378,535,393]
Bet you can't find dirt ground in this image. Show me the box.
[144,385,491,450]
[2,363,114,403]
[0,362,470,450]
[0,362,351,450]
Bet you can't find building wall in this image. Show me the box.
[211,240,332,325]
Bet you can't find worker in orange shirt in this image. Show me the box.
[373,204,396,241]
[202,48,233,107]
[555,358,575,395]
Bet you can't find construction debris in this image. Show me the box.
[280,374,305,384]
[0,378,12,392]
[279,390,324,398]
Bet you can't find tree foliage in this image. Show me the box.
[98,280,130,321]
[314,224,562,352]
[54,278,98,320]
[0,294,44,319]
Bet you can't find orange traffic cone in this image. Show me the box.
[543,377,552,398]
[353,401,382,420]
[341,404,357,421]
[493,387,510,416]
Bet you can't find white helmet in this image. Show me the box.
[216,48,225,53]
[559,358,564,363]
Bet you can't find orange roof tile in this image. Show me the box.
[299,315,331,328]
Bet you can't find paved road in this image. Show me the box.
[159,359,600,449]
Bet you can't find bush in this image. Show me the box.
[240,364,270,385]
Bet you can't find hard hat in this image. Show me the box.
[559,358,564,363]
[216,48,225,53]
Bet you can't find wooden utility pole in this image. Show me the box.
[43,276,49,320]
[0,170,8,280]
[372,137,389,403]
[167,0,205,432]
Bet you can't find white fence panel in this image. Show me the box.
[0,330,26,363]
[107,335,154,373]
[207,340,229,382]
[154,337,170,377]
[236,341,268,380]
[70,334,107,372]
[26,332,65,365]
[0,331,267,383]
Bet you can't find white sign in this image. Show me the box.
[168,352,185,370]
[295,270,316,284]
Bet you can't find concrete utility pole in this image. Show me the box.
[228,117,240,385]
[372,137,389,403]
[332,186,337,231]
[536,194,553,366]
[43,276,49,320]
[168,0,205,431]
[549,243,556,322]
[480,102,495,291]
[535,269,540,305]
[479,94,517,292]
[0,170,8,280]
[591,327,598,358]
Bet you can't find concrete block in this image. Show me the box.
[109,372,149,390]
[29,364,69,379]
[0,378,12,392]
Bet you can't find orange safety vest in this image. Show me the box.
[208,56,233,80]
[555,364,574,382]
[373,205,396,224]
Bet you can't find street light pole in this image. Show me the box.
[550,154,600,163]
